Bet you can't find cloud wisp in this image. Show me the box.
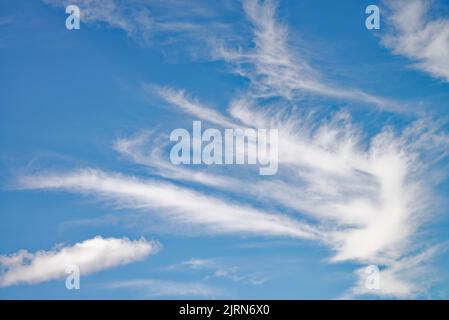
[174,258,269,285]
[43,0,238,49]
[383,0,449,83]
[214,0,400,110]
[44,0,154,43]
[18,169,319,240]
[45,0,401,109]
[107,278,222,298]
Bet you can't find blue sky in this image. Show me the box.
[1,0,449,299]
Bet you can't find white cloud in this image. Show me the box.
[114,131,238,188]
[23,0,449,298]
[42,0,237,49]
[45,0,400,109]
[116,82,448,297]
[18,169,319,240]
[0,236,160,287]
[213,0,399,110]
[149,85,238,128]
[107,278,222,298]
[44,0,154,43]
[383,0,449,83]
[345,246,441,299]
[170,258,269,285]
[180,258,215,269]
[153,87,448,264]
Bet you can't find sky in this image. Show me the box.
[1,0,449,299]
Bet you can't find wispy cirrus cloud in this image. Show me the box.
[23,0,449,298]
[44,0,154,43]
[383,0,449,83]
[17,169,319,240]
[344,245,441,299]
[213,0,400,110]
[42,0,238,48]
[44,0,402,110]
[0,236,160,287]
[0,15,15,48]
[146,84,448,267]
[167,258,269,285]
[114,130,238,188]
[149,85,238,128]
[18,80,448,297]
[107,278,222,298]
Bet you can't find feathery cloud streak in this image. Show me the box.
[18,169,319,240]
[383,0,449,83]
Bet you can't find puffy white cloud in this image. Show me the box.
[0,236,160,287]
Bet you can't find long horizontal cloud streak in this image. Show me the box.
[0,236,159,287]
[18,170,319,240]
[107,278,221,298]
